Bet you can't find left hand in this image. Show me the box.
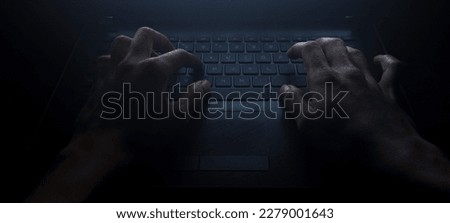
[75,27,210,153]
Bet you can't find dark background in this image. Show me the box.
[1,0,450,202]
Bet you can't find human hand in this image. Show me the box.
[280,38,450,188]
[75,27,210,152]
[28,27,210,201]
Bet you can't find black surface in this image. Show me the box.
[2,0,450,202]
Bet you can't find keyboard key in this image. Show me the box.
[195,43,210,52]
[225,64,241,75]
[215,76,232,87]
[292,36,305,42]
[169,36,179,42]
[221,54,236,63]
[291,58,303,64]
[212,43,228,52]
[276,36,290,42]
[238,54,254,63]
[194,53,202,60]
[229,36,243,42]
[273,53,289,63]
[212,36,227,42]
[296,64,306,74]
[260,64,277,75]
[280,42,295,52]
[246,43,261,52]
[188,67,195,75]
[196,36,210,42]
[242,64,259,75]
[263,43,279,52]
[255,54,272,63]
[279,64,296,75]
[169,42,179,49]
[308,36,323,41]
[230,43,245,52]
[244,36,259,42]
[207,64,223,75]
[261,36,274,42]
[234,76,250,87]
[271,76,287,87]
[204,76,214,86]
[180,37,195,42]
[252,76,270,87]
[292,75,307,87]
[176,68,187,75]
[178,76,193,87]
[203,53,220,63]
[178,42,194,52]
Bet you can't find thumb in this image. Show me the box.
[170,79,211,120]
[279,84,305,127]
[374,54,403,102]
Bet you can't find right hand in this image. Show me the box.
[280,38,448,187]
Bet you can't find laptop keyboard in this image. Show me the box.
[98,31,357,100]
[169,35,308,93]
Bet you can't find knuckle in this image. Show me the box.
[137,26,154,34]
[289,41,319,56]
[386,55,401,67]
[97,55,110,62]
[336,66,365,83]
[118,60,135,71]
[297,41,320,53]
[142,59,160,70]
[304,40,320,48]
[311,68,338,84]
[114,35,130,43]
[291,42,304,49]
[136,27,157,41]
[173,48,190,57]
[289,42,304,54]
[343,67,363,79]
[147,58,171,73]
[347,47,364,57]
[317,37,345,46]
[377,54,401,66]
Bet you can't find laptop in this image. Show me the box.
[48,0,393,198]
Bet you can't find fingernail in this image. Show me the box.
[201,79,211,88]
[280,84,290,92]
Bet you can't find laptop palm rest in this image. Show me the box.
[179,101,289,171]
[166,101,316,187]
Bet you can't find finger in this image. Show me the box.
[171,80,211,120]
[346,46,378,87]
[374,55,403,102]
[279,84,304,120]
[110,35,132,65]
[374,54,402,89]
[145,49,203,75]
[126,27,175,61]
[287,41,330,74]
[316,38,354,68]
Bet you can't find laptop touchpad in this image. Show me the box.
[182,102,290,171]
